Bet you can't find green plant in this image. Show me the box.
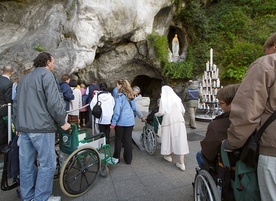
[172,0,275,83]
[148,33,169,63]
[33,44,44,52]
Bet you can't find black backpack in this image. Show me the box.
[92,91,107,119]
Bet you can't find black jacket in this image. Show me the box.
[0,75,12,117]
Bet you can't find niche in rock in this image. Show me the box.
[168,27,185,62]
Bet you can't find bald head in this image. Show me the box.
[2,66,14,78]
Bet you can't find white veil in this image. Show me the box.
[161,85,183,113]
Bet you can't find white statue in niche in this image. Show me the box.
[172,34,179,57]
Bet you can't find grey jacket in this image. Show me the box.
[13,67,67,133]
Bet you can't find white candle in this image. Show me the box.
[217,78,220,87]
[206,61,209,71]
[213,64,217,71]
[210,48,213,68]
[217,68,219,78]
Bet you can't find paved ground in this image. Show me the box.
[0,114,209,201]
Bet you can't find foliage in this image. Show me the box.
[171,0,275,83]
[147,33,169,64]
[221,41,263,81]
[175,0,208,42]
[163,61,193,79]
[33,44,44,52]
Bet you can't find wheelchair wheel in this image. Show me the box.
[194,169,220,201]
[59,146,101,197]
[143,127,157,155]
[100,165,109,177]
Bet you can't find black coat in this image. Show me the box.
[0,75,12,117]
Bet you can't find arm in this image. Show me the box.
[43,73,67,126]
[63,85,74,101]
[223,61,273,150]
[155,103,165,117]
[111,97,122,126]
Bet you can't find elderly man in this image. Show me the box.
[0,66,14,152]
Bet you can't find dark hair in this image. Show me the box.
[33,52,53,68]
[69,79,78,87]
[100,82,108,91]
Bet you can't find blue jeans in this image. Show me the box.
[196,151,204,167]
[19,133,56,201]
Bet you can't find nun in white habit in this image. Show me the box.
[155,85,189,171]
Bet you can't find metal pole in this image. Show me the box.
[8,103,12,142]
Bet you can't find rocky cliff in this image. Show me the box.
[0,0,180,100]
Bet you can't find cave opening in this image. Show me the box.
[131,75,162,110]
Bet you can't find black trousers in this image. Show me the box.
[113,125,134,164]
[99,124,111,144]
[0,117,8,147]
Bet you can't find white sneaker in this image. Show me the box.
[48,195,61,201]
[176,162,185,171]
[163,155,172,162]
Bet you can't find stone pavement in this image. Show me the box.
[0,115,209,201]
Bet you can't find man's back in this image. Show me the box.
[14,67,66,132]
[0,75,12,116]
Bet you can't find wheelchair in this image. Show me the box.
[1,102,118,198]
[193,148,239,201]
[141,116,162,155]
[57,123,118,197]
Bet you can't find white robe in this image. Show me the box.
[155,102,189,155]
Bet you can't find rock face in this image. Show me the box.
[0,0,180,107]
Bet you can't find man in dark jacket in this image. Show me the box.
[0,66,14,152]
[13,52,71,201]
[60,74,74,111]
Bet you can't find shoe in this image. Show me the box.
[163,155,172,162]
[48,195,61,201]
[190,126,196,129]
[176,163,185,171]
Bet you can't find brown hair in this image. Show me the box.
[119,80,134,100]
[263,33,276,49]
[61,74,70,82]
[216,84,240,105]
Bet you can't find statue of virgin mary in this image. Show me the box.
[172,34,179,57]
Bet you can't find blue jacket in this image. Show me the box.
[111,93,135,127]
[60,82,74,111]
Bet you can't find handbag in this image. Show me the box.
[240,111,276,168]
[155,116,162,137]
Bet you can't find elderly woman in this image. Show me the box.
[155,85,189,171]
